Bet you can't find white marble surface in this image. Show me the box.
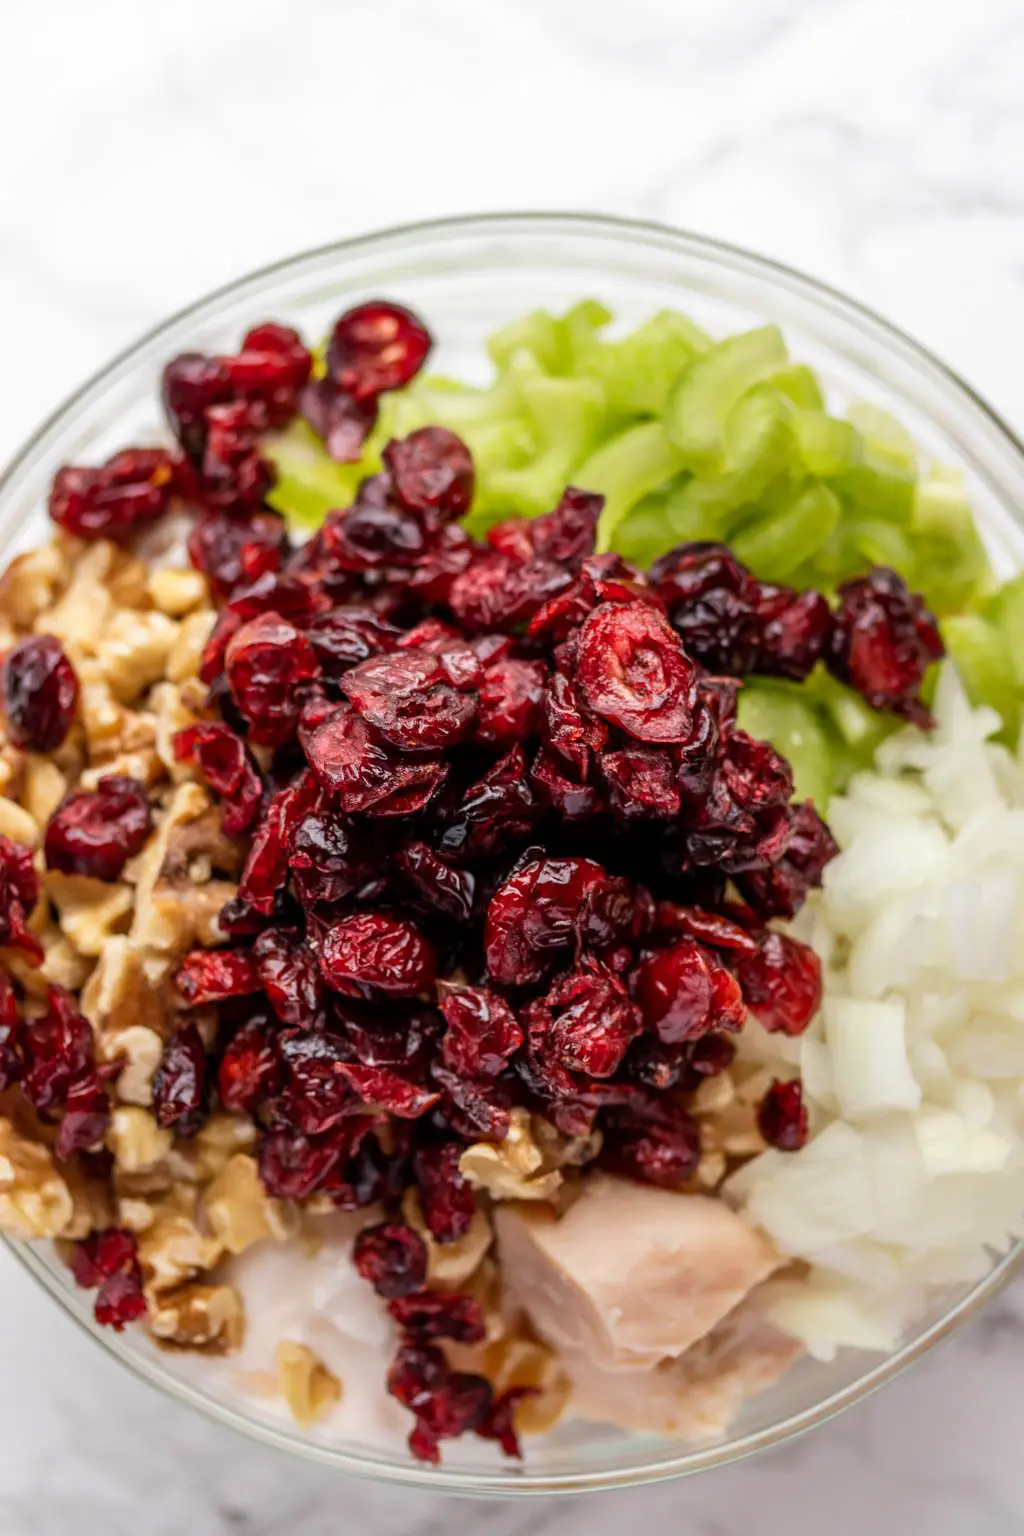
[1,0,1023,1530]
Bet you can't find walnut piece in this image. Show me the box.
[106,1107,174,1173]
[0,544,69,630]
[484,1334,571,1438]
[95,609,179,704]
[41,542,114,654]
[0,796,39,847]
[276,1342,342,1427]
[138,1189,223,1293]
[460,1108,564,1203]
[21,754,67,826]
[166,610,216,684]
[148,568,209,617]
[44,870,133,957]
[0,1117,73,1238]
[203,1154,294,1255]
[401,1187,494,1288]
[149,1281,245,1355]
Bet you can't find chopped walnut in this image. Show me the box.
[202,1153,293,1255]
[0,1117,73,1238]
[138,1188,223,1293]
[106,550,152,611]
[150,681,201,781]
[0,745,26,801]
[0,796,38,847]
[460,1108,564,1203]
[41,542,113,654]
[690,1073,737,1118]
[82,937,166,1087]
[127,782,219,978]
[484,1334,571,1438]
[21,754,67,826]
[401,1187,494,1288]
[166,610,216,684]
[95,610,179,705]
[106,1107,174,1173]
[44,870,133,957]
[2,923,92,1000]
[0,544,69,630]
[148,568,210,617]
[193,1114,257,1183]
[275,1342,342,1427]
[149,1281,245,1355]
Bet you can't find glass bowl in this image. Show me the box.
[2,212,1023,1496]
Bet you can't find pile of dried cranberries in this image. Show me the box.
[15,299,943,1462]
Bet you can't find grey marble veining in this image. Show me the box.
[1,0,1023,1530]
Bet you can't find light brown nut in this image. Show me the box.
[460,1108,563,1203]
[193,1114,257,1182]
[44,870,133,957]
[167,610,216,684]
[0,745,26,801]
[82,935,166,1046]
[106,1108,174,1174]
[276,1342,342,1427]
[690,1073,737,1119]
[0,797,39,847]
[531,1115,603,1170]
[149,1282,245,1355]
[401,1188,494,1288]
[0,544,69,629]
[0,1117,73,1238]
[696,1150,728,1190]
[483,1334,571,1438]
[2,924,92,1000]
[106,551,152,610]
[127,781,214,977]
[95,610,179,705]
[202,1154,294,1255]
[77,665,129,759]
[148,568,210,617]
[138,1195,223,1293]
[104,1026,164,1105]
[21,754,67,826]
[150,681,201,781]
[116,1196,156,1234]
[41,542,114,654]
[79,746,164,792]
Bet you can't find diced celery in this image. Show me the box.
[487,310,564,374]
[731,482,840,583]
[847,402,918,470]
[845,517,915,575]
[721,386,793,498]
[736,680,837,809]
[943,614,1020,743]
[263,421,368,525]
[486,375,605,517]
[830,403,917,523]
[793,412,859,478]
[664,326,789,467]
[582,422,687,551]
[553,299,614,370]
[809,672,895,762]
[771,364,824,412]
[611,497,679,566]
[985,573,1024,684]
[576,309,710,417]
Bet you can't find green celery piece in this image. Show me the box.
[577,309,711,416]
[552,300,614,372]
[984,574,1024,684]
[731,481,841,583]
[829,402,917,523]
[664,325,789,467]
[943,614,1020,743]
[721,385,793,497]
[486,374,606,517]
[487,310,564,374]
[793,412,859,477]
[909,467,994,615]
[771,364,824,411]
[610,496,681,566]
[264,421,368,526]
[736,680,837,810]
[808,671,895,763]
[845,517,915,575]
[847,402,918,468]
[585,422,687,551]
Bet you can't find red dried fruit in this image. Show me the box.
[1,635,79,752]
[307,607,399,677]
[476,1388,534,1459]
[22,987,93,1112]
[152,1023,208,1136]
[304,705,448,818]
[524,487,603,568]
[395,842,475,925]
[338,1062,440,1120]
[71,1227,139,1290]
[599,744,681,819]
[0,834,41,964]
[723,731,794,811]
[532,962,642,1080]
[300,375,378,462]
[429,1058,513,1140]
[317,913,436,1000]
[162,353,233,458]
[688,1033,737,1077]
[602,1102,702,1188]
[173,722,263,837]
[387,1339,448,1407]
[236,799,289,916]
[175,950,261,1006]
[326,301,432,402]
[475,657,547,748]
[188,510,286,602]
[0,969,21,1091]
[383,428,475,524]
[529,748,605,821]
[413,1142,476,1245]
[387,1290,485,1343]
[634,939,746,1045]
[735,930,821,1036]
[352,1221,428,1299]
[541,669,607,779]
[341,651,477,752]
[440,984,522,1079]
[225,612,320,746]
[438,747,538,860]
[484,856,609,988]
[757,587,832,681]
[48,449,178,541]
[258,1127,347,1201]
[218,1017,280,1113]
[758,1078,809,1150]
[576,601,697,743]
[287,814,370,907]
[227,323,312,420]
[44,775,151,882]
[448,551,571,634]
[650,543,763,672]
[827,567,943,725]
[277,1029,356,1134]
[94,1270,148,1331]
[55,1071,112,1159]
[738,801,838,920]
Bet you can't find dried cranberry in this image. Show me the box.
[634,939,745,1045]
[258,1127,346,1201]
[484,856,609,988]
[338,1062,440,1119]
[383,428,475,524]
[287,814,369,907]
[0,970,21,1091]
[277,1028,356,1133]
[737,801,838,920]
[758,1078,809,1150]
[226,323,312,421]
[476,1388,534,1460]
[44,775,151,882]
[326,301,431,402]
[352,1221,428,1299]
[304,705,448,818]
[173,722,263,837]
[71,1227,139,1290]
[429,1058,513,1140]
[94,1270,148,1330]
[736,930,821,1036]
[532,962,642,1080]
[522,487,603,568]
[307,608,399,677]
[575,601,697,743]
[175,950,261,1006]
[152,1023,208,1136]
[342,651,477,752]
[162,353,232,458]
[54,1071,111,1159]
[541,670,607,780]
[22,987,94,1112]
[438,747,538,861]
[387,1291,485,1343]
[0,835,40,964]
[530,749,605,821]
[49,449,178,541]
[317,914,435,1001]
[650,543,763,674]
[827,567,943,725]
[1,635,79,752]
[439,984,522,1079]
[300,375,378,462]
[448,551,571,634]
[602,1102,701,1188]
[395,842,475,925]
[757,587,832,680]
[188,510,286,602]
[225,612,320,746]
[723,731,794,810]
[413,1142,475,1245]
[653,903,758,957]
[218,1017,280,1113]
[475,657,546,748]
[599,744,681,819]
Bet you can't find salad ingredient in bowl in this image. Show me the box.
[0,280,1022,1474]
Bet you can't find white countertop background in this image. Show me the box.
[1,0,1023,1530]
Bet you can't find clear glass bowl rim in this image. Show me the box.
[2,210,1022,1497]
